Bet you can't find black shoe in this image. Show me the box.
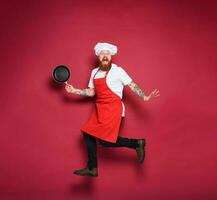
[73,167,98,177]
[135,139,146,163]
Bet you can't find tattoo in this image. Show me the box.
[73,88,94,97]
[128,82,146,99]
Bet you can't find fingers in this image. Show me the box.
[153,89,160,94]
[65,85,72,89]
[65,81,74,87]
[155,90,160,96]
[65,85,70,92]
[153,89,159,93]
[65,84,73,93]
[64,82,73,88]
[65,82,71,86]
[151,89,160,97]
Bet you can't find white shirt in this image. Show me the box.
[88,63,132,116]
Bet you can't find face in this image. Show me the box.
[98,50,112,70]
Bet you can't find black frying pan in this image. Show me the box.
[52,65,70,83]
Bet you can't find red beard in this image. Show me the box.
[99,60,112,71]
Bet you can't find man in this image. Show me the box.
[65,42,160,177]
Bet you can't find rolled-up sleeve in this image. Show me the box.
[119,67,132,85]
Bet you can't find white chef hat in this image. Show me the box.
[94,42,118,56]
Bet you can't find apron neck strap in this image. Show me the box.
[93,66,111,78]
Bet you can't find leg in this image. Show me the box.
[73,132,98,177]
[99,136,146,163]
[82,132,98,169]
[98,136,139,148]
[98,117,139,148]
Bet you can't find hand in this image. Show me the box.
[144,89,160,101]
[65,82,74,93]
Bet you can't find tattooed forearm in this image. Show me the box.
[128,81,146,99]
[65,83,95,97]
[73,88,95,97]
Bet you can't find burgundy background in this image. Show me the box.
[1,0,217,200]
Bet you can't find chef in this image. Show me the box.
[65,42,160,177]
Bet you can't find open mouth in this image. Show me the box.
[102,57,109,61]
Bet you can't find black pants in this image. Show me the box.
[82,131,139,169]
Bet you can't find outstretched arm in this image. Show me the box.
[65,82,95,97]
[127,81,160,101]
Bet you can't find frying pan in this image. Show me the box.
[52,65,70,83]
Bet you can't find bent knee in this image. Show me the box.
[99,139,109,146]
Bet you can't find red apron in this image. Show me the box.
[80,68,123,143]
